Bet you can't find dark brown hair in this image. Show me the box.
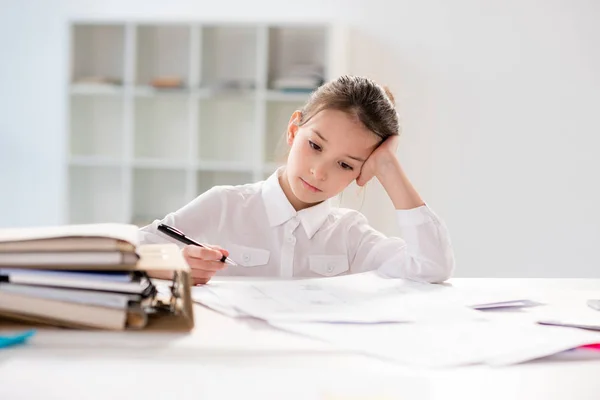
[297,75,400,143]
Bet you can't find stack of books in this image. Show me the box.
[0,224,194,331]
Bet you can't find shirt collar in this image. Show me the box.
[261,168,331,239]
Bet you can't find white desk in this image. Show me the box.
[1,278,600,400]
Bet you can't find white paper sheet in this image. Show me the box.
[192,272,500,323]
[192,283,245,318]
[271,320,600,367]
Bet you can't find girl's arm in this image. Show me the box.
[138,186,227,280]
[357,136,424,210]
[138,186,225,246]
[353,136,455,282]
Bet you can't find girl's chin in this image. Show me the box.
[292,186,324,205]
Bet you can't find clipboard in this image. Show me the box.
[0,244,194,332]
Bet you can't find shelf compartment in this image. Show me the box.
[267,26,327,91]
[134,96,190,160]
[132,168,187,227]
[198,98,256,163]
[196,170,253,196]
[136,25,191,88]
[70,96,124,158]
[200,26,258,90]
[71,24,125,86]
[68,166,124,224]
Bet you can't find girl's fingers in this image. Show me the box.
[183,245,226,261]
[191,269,216,280]
[189,260,228,272]
[209,245,230,258]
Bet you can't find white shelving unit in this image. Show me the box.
[67,22,347,226]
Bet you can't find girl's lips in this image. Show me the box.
[300,178,321,192]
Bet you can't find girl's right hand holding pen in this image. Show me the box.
[182,244,230,285]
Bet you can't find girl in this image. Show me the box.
[139,75,454,285]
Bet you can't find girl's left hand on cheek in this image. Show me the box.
[356,136,400,187]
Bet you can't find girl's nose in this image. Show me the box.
[310,163,327,181]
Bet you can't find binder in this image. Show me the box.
[0,244,194,332]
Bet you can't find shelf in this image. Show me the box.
[66,21,342,225]
[134,85,191,97]
[134,96,190,160]
[69,155,122,167]
[197,160,254,173]
[132,168,187,227]
[68,166,125,224]
[70,95,124,158]
[133,158,189,170]
[265,90,311,102]
[71,24,125,85]
[196,170,254,196]
[200,26,258,89]
[136,24,191,87]
[265,101,305,163]
[196,87,256,100]
[198,97,256,163]
[70,83,124,96]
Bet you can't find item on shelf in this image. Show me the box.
[72,76,122,92]
[74,76,122,86]
[272,63,324,92]
[150,76,185,90]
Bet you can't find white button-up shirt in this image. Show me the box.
[139,169,455,283]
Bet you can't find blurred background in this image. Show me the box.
[1,0,598,278]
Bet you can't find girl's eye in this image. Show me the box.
[309,141,322,151]
[339,162,353,171]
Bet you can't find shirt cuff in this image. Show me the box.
[395,204,437,227]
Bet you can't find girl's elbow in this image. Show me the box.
[405,256,455,284]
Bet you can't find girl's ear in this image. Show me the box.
[287,111,302,145]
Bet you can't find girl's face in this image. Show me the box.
[282,109,379,210]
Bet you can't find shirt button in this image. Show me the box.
[287,236,295,243]
[327,263,335,273]
[242,254,251,263]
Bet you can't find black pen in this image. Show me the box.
[157,223,237,266]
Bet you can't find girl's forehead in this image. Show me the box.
[306,109,380,151]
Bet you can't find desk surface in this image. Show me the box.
[1,278,600,400]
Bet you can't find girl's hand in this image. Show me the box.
[182,244,230,285]
[356,135,400,187]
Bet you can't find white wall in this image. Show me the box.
[1,0,599,277]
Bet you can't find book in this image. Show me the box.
[0,269,152,294]
[0,283,138,309]
[0,251,138,267]
[0,236,135,253]
[0,291,127,330]
[0,223,139,253]
[0,244,195,331]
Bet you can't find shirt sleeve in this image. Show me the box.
[347,205,455,283]
[138,186,227,247]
